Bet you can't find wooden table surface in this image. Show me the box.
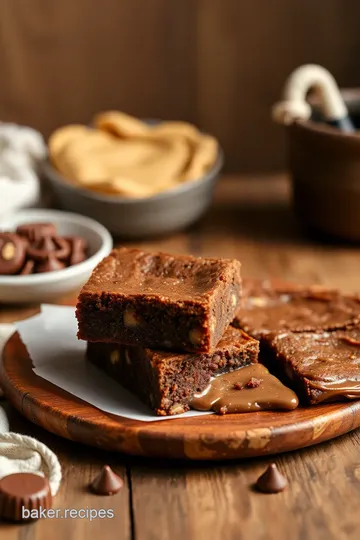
[1,174,360,540]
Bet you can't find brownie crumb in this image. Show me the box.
[246,377,263,388]
[219,406,228,415]
[233,382,244,390]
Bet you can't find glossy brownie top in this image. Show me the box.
[270,326,360,401]
[234,279,360,337]
[81,248,241,301]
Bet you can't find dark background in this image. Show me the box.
[1,0,360,172]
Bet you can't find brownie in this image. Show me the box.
[77,248,242,352]
[86,326,259,415]
[267,325,360,404]
[233,279,360,340]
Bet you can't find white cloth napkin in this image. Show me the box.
[0,433,61,496]
[0,123,46,216]
[0,323,61,496]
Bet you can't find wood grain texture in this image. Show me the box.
[1,1,360,170]
[2,331,360,461]
[129,432,360,540]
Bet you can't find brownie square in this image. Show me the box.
[267,325,360,404]
[77,248,242,352]
[86,326,259,415]
[232,279,360,340]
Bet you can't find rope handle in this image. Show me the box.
[0,432,62,496]
[272,64,348,125]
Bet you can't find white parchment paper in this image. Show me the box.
[15,305,211,422]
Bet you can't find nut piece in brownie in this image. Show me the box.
[77,248,242,352]
[268,325,360,404]
[233,279,360,340]
[86,326,259,415]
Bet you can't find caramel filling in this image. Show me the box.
[190,363,298,414]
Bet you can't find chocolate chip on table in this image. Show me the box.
[0,472,52,521]
[255,463,288,494]
[27,236,70,261]
[90,465,123,495]
[0,233,27,275]
[16,222,57,243]
[36,255,66,273]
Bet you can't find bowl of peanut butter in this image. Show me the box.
[44,111,222,238]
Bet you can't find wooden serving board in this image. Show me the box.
[2,332,360,461]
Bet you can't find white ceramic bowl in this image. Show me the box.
[0,209,113,304]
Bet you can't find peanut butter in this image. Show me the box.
[49,111,218,198]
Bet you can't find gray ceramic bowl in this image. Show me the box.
[43,149,223,238]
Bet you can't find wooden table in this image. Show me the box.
[1,175,360,540]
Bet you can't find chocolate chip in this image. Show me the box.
[27,236,70,261]
[36,255,66,273]
[90,466,123,495]
[247,377,263,388]
[16,222,57,243]
[0,233,27,275]
[255,463,288,494]
[64,236,88,266]
[0,472,52,521]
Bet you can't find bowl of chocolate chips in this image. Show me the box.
[0,209,112,303]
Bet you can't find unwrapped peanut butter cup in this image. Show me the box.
[0,472,52,521]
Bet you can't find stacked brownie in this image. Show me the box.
[232,280,360,405]
[77,248,259,415]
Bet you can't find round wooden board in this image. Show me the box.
[2,332,360,461]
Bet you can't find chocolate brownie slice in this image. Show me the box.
[233,279,360,340]
[268,325,360,404]
[77,248,241,352]
[86,326,259,415]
